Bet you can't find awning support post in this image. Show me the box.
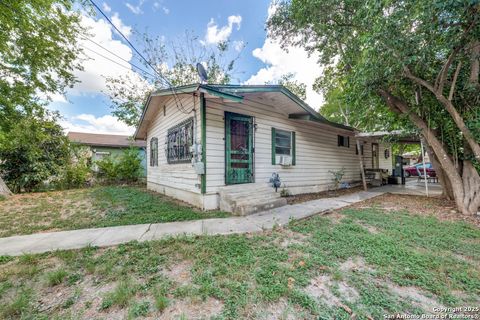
[356,139,368,191]
[420,138,429,197]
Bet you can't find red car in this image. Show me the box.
[404,163,436,177]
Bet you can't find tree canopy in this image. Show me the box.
[268,0,480,214]
[105,31,243,127]
[0,0,85,192]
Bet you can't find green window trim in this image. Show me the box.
[271,127,296,166]
[271,127,276,165]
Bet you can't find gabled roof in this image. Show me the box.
[134,84,354,139]
[67,132,145,148]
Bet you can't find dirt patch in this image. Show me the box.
[349,194,480,227]
[161,260,193,286]
[387,283,445,313]
[304,275,359,305]
[286,186,365,205]
[358,222,380,234]
[250,298,308,320]
[275,229,309,248]
[339,257,374,273]
[69,276,118,319]
[159,297,223,320]
[324,211,346,225]
[36,284,74,313]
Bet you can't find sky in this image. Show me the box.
[48,0,324,135]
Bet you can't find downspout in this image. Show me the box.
[200,93,207,195]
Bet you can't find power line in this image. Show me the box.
[88,0,190,114]
[80,45,156,80]
[80,37,158,79]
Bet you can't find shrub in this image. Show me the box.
[96,147,142,183]
[54,146,91,189]
[329,167,346,191]
[0,114,70,193]
[116,147,142,182]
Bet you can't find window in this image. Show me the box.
[166,118,194,164]
[275,129,292,155]
[356,144,364,155]
[271,128,296,165]
[338,135,350,147]
[150,138,158,166]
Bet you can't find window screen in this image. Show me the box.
[275,129,292,156]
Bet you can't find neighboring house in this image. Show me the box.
[67,132,147,175]
[134,84,392,214]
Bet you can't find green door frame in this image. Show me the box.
[225,112,254,185]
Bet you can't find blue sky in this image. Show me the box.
[50,0,324,135]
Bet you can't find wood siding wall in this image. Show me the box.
[204,99,392,194]
[146,95,201,194]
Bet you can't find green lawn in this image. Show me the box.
[0,195,478,319]
[0,186,230,237]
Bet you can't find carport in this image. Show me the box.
[354,130,440,197]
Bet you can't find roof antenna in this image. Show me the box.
[196,62,208,84]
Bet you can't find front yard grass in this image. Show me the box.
[0,194,478,319]
[0,186,230,237]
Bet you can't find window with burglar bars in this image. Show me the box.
[166,118,194,164]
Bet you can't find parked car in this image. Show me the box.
[403,162,436,177]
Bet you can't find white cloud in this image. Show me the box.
[61,114,135,135]
[125,0,144,15]
[204,15,242,44]
[111,12,131,38]
[102,2,111,13]
[162,6,170,14]
[245,38,324,109]
[70,13,135,95]
[233,40,245,52]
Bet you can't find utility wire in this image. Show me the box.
[88,0,190,114]
[81,37,158,79]
[80,45,156,80]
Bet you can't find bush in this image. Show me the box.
[96,147,142,183]
[0,114,70,193]
[54,146,91,189]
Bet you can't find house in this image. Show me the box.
[134,84,392,214]
[67,132,147,174]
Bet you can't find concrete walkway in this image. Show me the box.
[0,190,388,256]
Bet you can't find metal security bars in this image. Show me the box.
[166,118,194,164]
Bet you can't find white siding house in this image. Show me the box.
[135,84,392,213]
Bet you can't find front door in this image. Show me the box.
[372,143,379,168]
[225,112,254,184]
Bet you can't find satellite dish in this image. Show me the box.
[196,63,208,83]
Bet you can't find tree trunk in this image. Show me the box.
[0,176,12,197]
[378,89,480,215]
[426,144,454,200]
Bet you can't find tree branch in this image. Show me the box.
[448,62,462,101]
[404,67,480,160]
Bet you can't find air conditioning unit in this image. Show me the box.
[278,155,292,166]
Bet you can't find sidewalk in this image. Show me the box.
[0,190,384,256]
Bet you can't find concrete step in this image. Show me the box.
[235,197,288,216]
[219,183,288,215]
[219,185,273,196]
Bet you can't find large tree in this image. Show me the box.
[0,0,85,192]
[268,0,480,215]
[106,32,243,127]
